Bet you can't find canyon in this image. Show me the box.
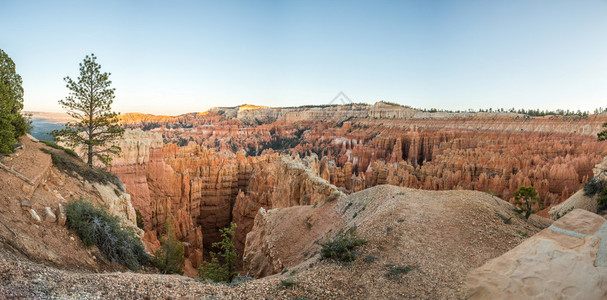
[4,104,607,298]
[108,103,607,276]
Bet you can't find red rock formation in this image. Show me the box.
[112,105,607,276]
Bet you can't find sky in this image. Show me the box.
[1,0,606,115]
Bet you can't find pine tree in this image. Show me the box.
[514,186,539,219]
[0,48,29,154]
[153,218,185,275]
[51,54,124,166]
[198,222,238,283]
[598,123,607,142]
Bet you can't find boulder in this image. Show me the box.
[57,204,66,226]
[466,209,607,299]
[29,209,41,224]
[549,189,597,220]
[20,200,31,211]
[44,207,57,223]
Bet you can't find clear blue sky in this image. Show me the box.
[2,0,606,115]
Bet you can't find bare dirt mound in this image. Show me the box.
[243,184,544,299]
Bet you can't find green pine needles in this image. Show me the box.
[153,218,185,275]
[198,222,239,283]
[514,186,540,219]
[0,48,29,154]
[51,54,124,167]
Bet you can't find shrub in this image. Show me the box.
[514,186,539,219]
[198,222,239,283]
[65,199,148,270]
[363,255,377,263]
[278,278,298,289]
[326,191,341,202]
[384,264,416,280]
[135,210,144,230]
[584,179,606,197]
[318,227,368,262]
[229,274,254,286]
[153,218,185,275]
[598,188,607,210]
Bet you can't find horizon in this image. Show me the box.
[2,0,607,115]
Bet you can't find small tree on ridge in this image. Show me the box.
[51,54,124,167]
[514,186,539,219]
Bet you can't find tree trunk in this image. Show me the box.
[87,143,93,167]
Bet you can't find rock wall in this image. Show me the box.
[232,155,341,254]
[466,209,607,299]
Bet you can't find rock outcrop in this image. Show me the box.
[466,209,607,299]
[232,154,341,255]
[243,184,541,298]
[548,156,607,219]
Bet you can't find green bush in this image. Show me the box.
[598,188,607,210]
[65,199,148,270]
[514,186,539,219]
[318,227,368,262]
[584,179,606,197]
[153,218,185,275]
[363,254,377,263]
[198,222,239,283]
[135,210,144,230]
[278,278,298,289]
[384,264,416,280]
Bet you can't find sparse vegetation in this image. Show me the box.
[198,222,239,283]
[554,207,574,220]
[384,264,416,280]
[278,278,298,289]
[326,191,341,202]
[343,202,353,212]
[153,218,185,275]
[598,122,607,141]
[65,199,148,270]
[517,230,529,237]
[305,216,312,230]
[583,179,606,197]
[318,227,368,262]
[40,140,78,157]
[47,149,122,187]
[513,186,539,219]
[583,178,607,210]
[228,274,254,286]
[363,255,377,263]
[135,210,144,230]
